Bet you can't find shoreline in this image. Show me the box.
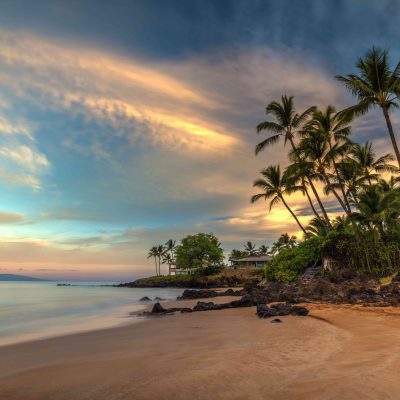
[2,297,400,399]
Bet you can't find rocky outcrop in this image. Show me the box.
[256,303,309,318]
[139,296,152,302]
[178,288,244,300]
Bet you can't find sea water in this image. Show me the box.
[0,281,183,346]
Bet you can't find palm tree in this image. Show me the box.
[165,239,176,258]
[352,185,400,234]
[286,157,330,223]
[243,241,258,255]
[306,217,331,237]
[336,47,400,166]
[251,164,307,235]
[258,245,270,255]
[306,105,352,211]
[155,244,165,276]
[349,142,397,185]
[255,95,321,217]
[162,253,174,276]
[147,246,159,276]
[271,233,297,254]
[295,129,351,215]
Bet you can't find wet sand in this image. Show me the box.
[1,298,400,400]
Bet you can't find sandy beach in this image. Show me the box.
[1,297,400,400]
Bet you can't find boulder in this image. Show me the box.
[139,296,152,302]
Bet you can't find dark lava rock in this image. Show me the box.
[178,288,243,300]
[154,296,165,301]
[151,302,167,313]
[271,318,282,323]
[139,296,152,302]
[256,303,309,319]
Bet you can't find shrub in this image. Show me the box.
[196,265,224,276]
[322,231,400,277]
[266,236,324,282]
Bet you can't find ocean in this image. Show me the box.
[0,281,183,346]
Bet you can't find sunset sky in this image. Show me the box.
[0,0,399,281]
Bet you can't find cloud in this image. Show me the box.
[0,211,27,224]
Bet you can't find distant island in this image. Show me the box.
[0,274,50,282]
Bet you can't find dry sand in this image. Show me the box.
[1,297,400,400]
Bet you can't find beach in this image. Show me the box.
[1,297,400,400]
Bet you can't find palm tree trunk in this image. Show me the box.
[288,137,325,220]
[324,174,351,216]
[303,180,320,219]
[280,195,307,235]
[328,140,351,213]
[307,177,330,223]
[154,258,158,276]
[382,106,400,167]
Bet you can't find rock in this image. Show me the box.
[178,288,243,300]
[151,302,166,313]
[139,296,152,302]
[271,318,282,323]
[256,303,309,319]
[154,296,165,301]
[193,301,219,311]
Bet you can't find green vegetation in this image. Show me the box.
[266,237,324,282]
[175,233,224,269]
[253,46,400,281]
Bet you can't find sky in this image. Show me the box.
[0,0,399,281]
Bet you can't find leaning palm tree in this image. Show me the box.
[336,47,400,166]
[251,164,307,235]
[243,241,257,255]
[295,129,351,215]
[256,96,320,217]
[348,142,397,185]
[306,105,353,211]
[147,246,159,276]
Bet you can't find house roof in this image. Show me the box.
[232,255,271,262]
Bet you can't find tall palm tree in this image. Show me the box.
[243,241,258,255]
[155,244,165,276]
[165,239,176,258]
[349,142,397,185]
[336,47,400,166]
[295,129,351,215]
[147,246,159,276]
[306,105,352,211]
[286,156,330,223]
[251,165,307,235]
[255,96,321,217]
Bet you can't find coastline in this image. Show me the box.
[2,297,400,399]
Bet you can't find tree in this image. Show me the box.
[256,95,321,218]
[243,241,257,255]
[306,105,352,211]
[336,47,400,166]
[251,165,307,234]
[295,129,351,215]
[348,142,397,185]
[165,239,176,258]
[147,246,159,276]
[162,253,174,276]
[258,245,270,255]
[270,233,297,255]
[155,244,165,276]
[175,233,224,270]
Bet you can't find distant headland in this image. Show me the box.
[0,274,50,282]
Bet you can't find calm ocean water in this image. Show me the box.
[0,282,183,346]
